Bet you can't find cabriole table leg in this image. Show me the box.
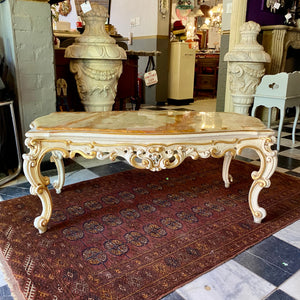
[245,138,278,223]
[50,151,65,194]
[23,153,53,234]
[222,151,234,188]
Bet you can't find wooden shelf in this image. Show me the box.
[194,56,219,97]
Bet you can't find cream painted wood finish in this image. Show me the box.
[252,71,300,150]
[23,111,277,234]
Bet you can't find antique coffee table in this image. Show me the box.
[23,111,278,233]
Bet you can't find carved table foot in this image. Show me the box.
[245,138,277,223]
[22,140,67,233]
[23,151,53,233]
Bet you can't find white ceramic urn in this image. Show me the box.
[65,3,126,111]
[224,21,271,115]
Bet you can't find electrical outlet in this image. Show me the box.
[135,17,140,26]
[130,18,135,27]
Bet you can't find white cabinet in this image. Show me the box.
[168,42,196,105]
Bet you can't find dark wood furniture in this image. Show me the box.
[113,54,139,111]
[54,49,83,112]
[194,54,219,97]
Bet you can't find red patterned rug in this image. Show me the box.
[0,158,300,300]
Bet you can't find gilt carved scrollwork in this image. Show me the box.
[235,136,277,221]
[23,134,277,233]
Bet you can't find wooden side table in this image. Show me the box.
[194,55,219,97]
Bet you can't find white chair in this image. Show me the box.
[252,71,300,150]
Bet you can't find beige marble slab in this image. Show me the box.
[30,111,270,135]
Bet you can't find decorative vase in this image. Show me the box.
[224,21,271,115]
[65,3,126,111]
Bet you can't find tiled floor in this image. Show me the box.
[0,98,300,300]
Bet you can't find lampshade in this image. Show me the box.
[176,7,192,18]
[176,1,194,19]
[200,23,209,30]
[191,7,204,17]
[176,0,193,10]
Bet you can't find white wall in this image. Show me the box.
[222,0,233,31]
[110,0,159,38]
[0,0,56,146]
[57,0,78,30]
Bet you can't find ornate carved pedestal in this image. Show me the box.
[224,21,271,115]
[65,3,126,111]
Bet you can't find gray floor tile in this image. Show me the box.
[264,289,296,300]
[89,161,134,177]
[176,260,275,300]
[234,251,292,286]
[162,291,185,300]
[0,285,13,299]
[279,270,300,300]
[274,220,300,249]
[245,236,300,275]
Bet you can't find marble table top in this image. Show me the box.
[29,111,271,135]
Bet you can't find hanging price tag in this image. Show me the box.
[274,2,280,9]
[285,13,292,20]
[81,1,92,14]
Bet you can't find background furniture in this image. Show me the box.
[168,42,196,105]
[260,25,300,74]
[252,71,300,150]
[113,53,139,110]
[0,100,22,186]
[55,49,83,111]
[194,54,219,97]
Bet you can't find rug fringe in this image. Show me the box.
[0,250,26,300]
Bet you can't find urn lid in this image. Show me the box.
[224,21,271,63]
[65,3,126,60]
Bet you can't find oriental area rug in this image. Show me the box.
[0,158,300,300]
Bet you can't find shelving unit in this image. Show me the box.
[194,54,219,97]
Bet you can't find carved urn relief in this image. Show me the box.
[65,3,126,111]
[224,21,271,115]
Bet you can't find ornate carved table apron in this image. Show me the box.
[23,111,278,234]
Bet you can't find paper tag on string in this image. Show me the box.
[274,2,280,9]
[81,1,92,14]
[285,13,292,20]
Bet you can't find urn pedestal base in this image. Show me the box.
[70,59,123,112]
